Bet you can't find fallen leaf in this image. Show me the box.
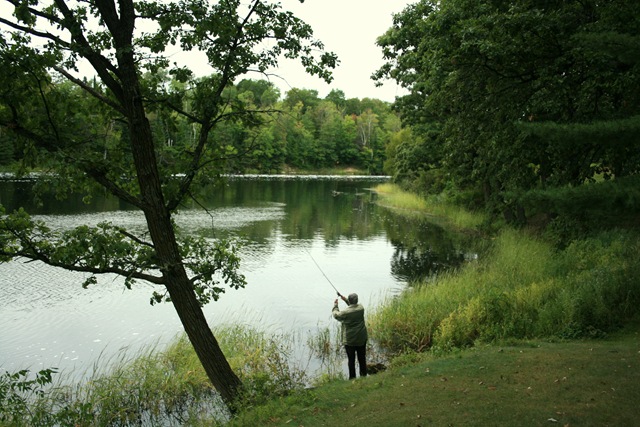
[547,418,558,423]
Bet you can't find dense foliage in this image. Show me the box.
[375,0,640,229]
[0,76,400,174]
[202,84,400,174]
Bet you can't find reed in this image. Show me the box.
[373,183,486,229]
[369,227,640,354]
[305,325,346,385]
[1,324,315,426]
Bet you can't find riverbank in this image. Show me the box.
[229,322,640,426]
[228,184,640,426]
[369,184,640,354]
[3,182,639,425]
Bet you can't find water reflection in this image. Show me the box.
[382,211,475,283]
[189,177,386,243]
[0,177,133,214]
[0,175,475,378]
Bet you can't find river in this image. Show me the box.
[0,175,471,381]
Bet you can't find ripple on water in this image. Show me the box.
[30,204,286,235]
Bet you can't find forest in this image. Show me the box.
[3,0,639,237]
[0,78,401,175]
[375,0,640,236]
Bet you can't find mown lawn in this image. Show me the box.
[229,322,640,426]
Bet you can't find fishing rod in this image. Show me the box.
[306,250,346,300]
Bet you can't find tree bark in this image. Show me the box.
[132,105,243,407]
[164,263,243,405]
[115,41,242,407]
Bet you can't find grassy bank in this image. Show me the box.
[228,185,640,426]
[374,183,487,230]
[229,323,640,426]
[370,184,640,353]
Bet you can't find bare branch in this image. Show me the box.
[117,227,154,248]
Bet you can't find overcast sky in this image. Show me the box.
[1,0,415,102]
[268,0,415,102]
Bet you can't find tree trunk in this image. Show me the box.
[164,264,243,404]
[117,52,243,407]
[137,124,243,408]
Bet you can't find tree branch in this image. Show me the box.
[164,1,262,211]
[53,66,126,115]
[52,0,125,101]
[5,250,165,284]
[117,227,154,248]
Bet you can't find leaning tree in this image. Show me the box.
[0,0,336,407]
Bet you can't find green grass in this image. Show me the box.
[374,183,486,230]
[228,323,640,426]
[369,227,640,353]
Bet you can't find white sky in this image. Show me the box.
[1,0,414,102]
[268,0,415,102]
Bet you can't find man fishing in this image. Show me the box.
[332,293,368,379]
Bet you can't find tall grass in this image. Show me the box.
[217,325,309,407]
[305,325,349,385]
[374,183,486,230]
[374,183,429,212]
[1,324,316,426]
[369,228,640,353]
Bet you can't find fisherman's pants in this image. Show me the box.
[344,344,367,379]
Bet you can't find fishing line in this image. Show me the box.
[306,249,343,297]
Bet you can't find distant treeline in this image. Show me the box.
[0,76,404,176]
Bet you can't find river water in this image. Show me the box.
[0,175,472,381]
